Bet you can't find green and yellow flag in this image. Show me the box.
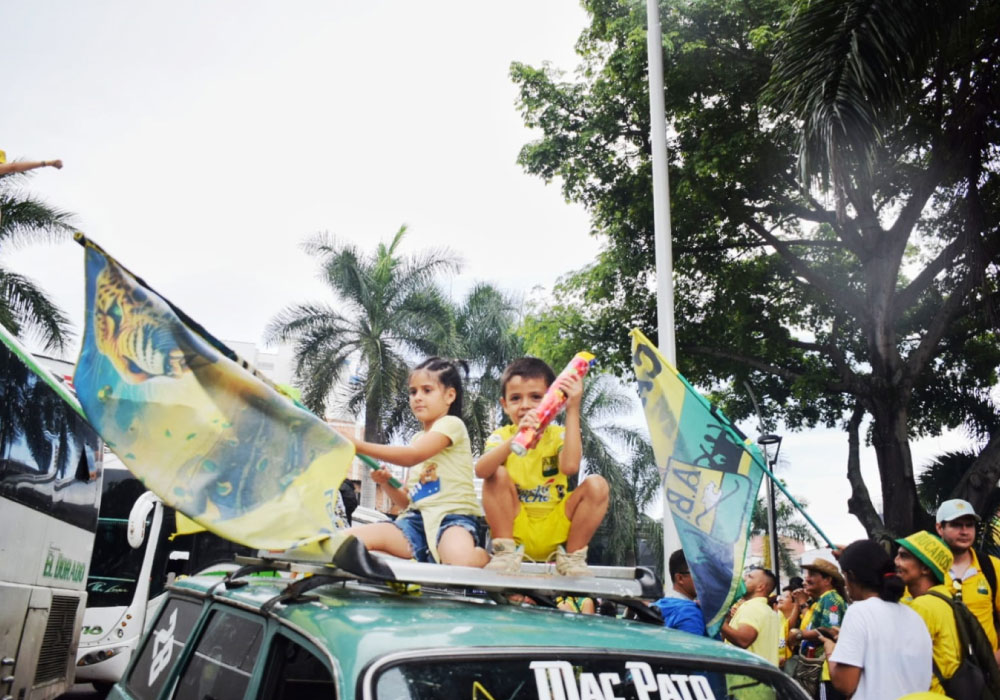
[631,329,766,635]
[73,235,354,555]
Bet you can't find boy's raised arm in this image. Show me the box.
[475,439,512,479]
[558,374,583,476]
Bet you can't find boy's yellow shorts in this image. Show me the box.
[513,500,572,561]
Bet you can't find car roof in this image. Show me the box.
[171,573,775,685]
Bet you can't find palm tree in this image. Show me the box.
[449,283,524,455]
[349,280,525,458]
[0,171,75,351]
[578,374,661,571]
[265,225,458,500]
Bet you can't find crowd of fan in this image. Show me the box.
[646,498,1000,700]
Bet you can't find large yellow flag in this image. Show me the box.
[73,236,354,554]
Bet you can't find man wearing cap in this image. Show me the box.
[895,530,961,695]
[935,499,1000,655]
[789,558,847,699]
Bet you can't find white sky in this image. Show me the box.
[2,1,976,545]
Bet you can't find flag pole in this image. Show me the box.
[645,0,681,581]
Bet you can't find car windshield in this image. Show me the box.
[372,653,802,700]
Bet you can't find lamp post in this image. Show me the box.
[757,433,783,591]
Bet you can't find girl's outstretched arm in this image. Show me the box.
[350,431,451,467]
[370,467,410,509]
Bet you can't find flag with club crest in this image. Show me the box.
[631,329,766,635]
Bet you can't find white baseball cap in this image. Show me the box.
[936,499,980,524]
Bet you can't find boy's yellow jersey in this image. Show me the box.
[485,424,568,518]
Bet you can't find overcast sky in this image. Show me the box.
[3,1,974,545]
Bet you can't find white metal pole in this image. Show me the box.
[645,0,681,583]
[762,444,780,589]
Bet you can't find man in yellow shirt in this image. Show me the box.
[722,567,781,699]
[895,530,961,695]
[935,499,1000,656]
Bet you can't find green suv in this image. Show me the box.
[107,537,807,699]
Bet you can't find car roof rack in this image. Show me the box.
[221,536,663,618]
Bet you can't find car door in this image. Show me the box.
[255,628,338,699]
[169,606,267,700]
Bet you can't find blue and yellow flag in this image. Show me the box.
[73,236,354,554]
[631,329,765,635]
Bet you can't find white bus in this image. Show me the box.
[0,337,103,700]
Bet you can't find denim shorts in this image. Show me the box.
[394,511,484,563]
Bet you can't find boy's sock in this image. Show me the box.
[555,545,591,577]
[485,538,524,574]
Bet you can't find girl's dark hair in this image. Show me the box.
[412,357,469,418]
[838,539,905,603]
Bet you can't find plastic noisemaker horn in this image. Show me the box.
[510,352,595,456]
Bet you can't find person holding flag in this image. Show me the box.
[0,150,63,176]
[720,567,781,699]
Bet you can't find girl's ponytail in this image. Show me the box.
[413,357,468,417]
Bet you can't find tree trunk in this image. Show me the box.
[868,397,932,535]
[845,403,891,541]
[360,399,382,509]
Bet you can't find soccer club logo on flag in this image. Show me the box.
[72,235,355,554]
[631,329,766,635]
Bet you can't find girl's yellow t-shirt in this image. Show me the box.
[401,415,481,561]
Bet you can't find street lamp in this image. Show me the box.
[757,433,783,591]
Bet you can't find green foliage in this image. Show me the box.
[0,172,75,351]
[442,283,525,455]
[266,227,525,458]
[265,225,458,440]
[511,0,1000,536]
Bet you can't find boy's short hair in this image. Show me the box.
[500,357,556,397]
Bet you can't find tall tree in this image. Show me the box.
[265,226,457,498]
[511,0,999,537]
[0,171,75,351]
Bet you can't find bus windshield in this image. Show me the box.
[85,468,149,608]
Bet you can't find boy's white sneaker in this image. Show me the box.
[485,538,524,574]
[555,545,591,576]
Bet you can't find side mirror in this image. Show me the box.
[127,491,161,549]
